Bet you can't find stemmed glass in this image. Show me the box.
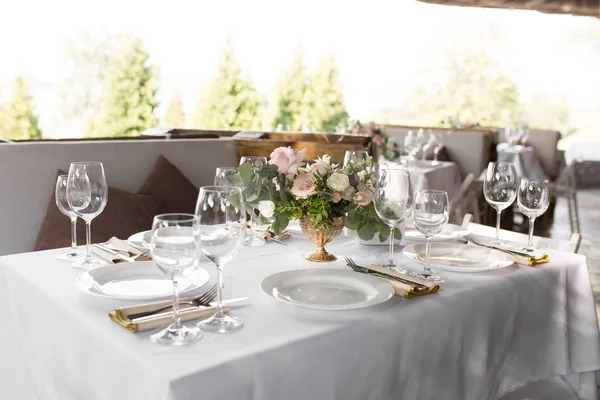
[343,150,369,168]
[67,162,108,269]
[214,167,238,186]
[374,168,414,272]
[431,131,444,165]
[239,156,268,247]
[483,162,518,244]
[404,131,420,169]
[149,213,203,346]
[55,175,84,260]
[195,186,246,333]
[409,190,449,283]
[517,179,550,252]
[421,130,433,161]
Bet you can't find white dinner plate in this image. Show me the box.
[128,230,152,250]
[402,243,514,272]
[403,223,469,242]
[75,261,210,300]
[260,269,394,310]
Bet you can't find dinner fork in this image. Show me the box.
[345,258,429,291]
[464,235,528,257]
[127,284,219,320]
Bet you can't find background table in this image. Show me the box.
[386,159,463,201]
[1,233,599,400]
[497,144,548,180]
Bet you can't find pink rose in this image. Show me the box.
[269,146,307,176]
[373,134,383,145]
[331,191,342,203]
[355,182,373,206]
[290,172,316,199]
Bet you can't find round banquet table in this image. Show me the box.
[496,144,548,180]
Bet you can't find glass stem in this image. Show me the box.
[495,210,502,242]
[527,217,536,251]
[215,263,225,318]
[434,149,439,163]
[85,220,92,261]
[171,277,181,329]
[388,225,395,266]
[424,237,432,274]
[70,217,77,253]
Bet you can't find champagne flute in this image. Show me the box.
[214,167,238,186]
[409,190,449,283]
[517,179,550,252]
[343,150,369,168]
[67,162,108,270]
[239,156,267,247]
[374,168,414,272]
[149,213,203,346]
[195,186,246,333]
[55,175,84,260]
[483,162,518,244]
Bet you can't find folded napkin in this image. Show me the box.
[91,237,151,264]
[367,265,440,298]
[110,305,230,333]
[481,242,549,266]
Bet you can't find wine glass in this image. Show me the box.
[239,156,268,247]
[195,186,246,333]
[517,179,550,252]
[404,131,420,169]
[483,162,518,244]
[55,175,84,260]
[374,168,414,272]
[431,131,444,165]
[408,190,449,283]
[421,130,433,161]
[149,213,203,346]
[214,167,238,186]
[343,150,369,168]
[67,162,108,270]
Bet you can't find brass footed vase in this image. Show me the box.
[299,216,345,262]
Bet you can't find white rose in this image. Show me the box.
[342,186,356,201]
[327,172,350,192]
[258,200,276,219]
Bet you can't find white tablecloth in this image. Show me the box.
[386,159,463,201]
[1,233,599,400]
[497,144,548,180]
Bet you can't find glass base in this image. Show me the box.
[151,323,203,346]
[380,261,407,274]
[71,258,107,270]
[57,250,85,261]
[408,270,446,283]
[198,311,243,333]
[244,235,266,247]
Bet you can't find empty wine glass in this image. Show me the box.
[483,162,518,244]
[195,186,246,333]
[517,179,550,252]
[239,156,268,247]
[421,130,433,161]
[374,168,414,272]
[343,150,369,168]
[404,131,420,169]
[67,162,108,270]
[149,213,203,346]
[431,131,444,165]
[214,167,238,186]
[55,175,84,260]
[409,190,449,283]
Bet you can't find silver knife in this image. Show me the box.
[93,243,136,263]
[132,297,249,321]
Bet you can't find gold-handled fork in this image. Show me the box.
[127,284,219,320]
[345,258,430,291]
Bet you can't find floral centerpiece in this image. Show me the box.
[349,121,400,162]
[230,147,401,261]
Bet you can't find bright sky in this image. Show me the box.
[1,0,599,137]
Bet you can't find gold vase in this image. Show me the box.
[299,216,345,262]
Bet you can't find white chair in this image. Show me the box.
[461,213,582,253]
[551,160,581,234]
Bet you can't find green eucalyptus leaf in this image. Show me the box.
[238,163,253,185]
[358,224,376,241]
[379,227,390,242]
[394,228,402,240]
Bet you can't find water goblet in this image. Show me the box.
[149,213,203,346]
[404,131,420,170]
[67,162,108,270]
[483,162,518,244]
[195,186,246,333]
[431,131,444,165]
[421,130,434,161]
[374,168,414,272]
[55,175,84,260]
[408,190,449,283]
[214,167,238,186]
[517,179,550,252]
[239,156,268,247]
[343,150,369,168]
